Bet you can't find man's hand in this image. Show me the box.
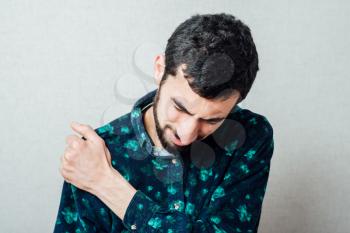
[59,121,137,221]
[59,121,113,194]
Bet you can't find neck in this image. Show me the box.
[143,106,163,148]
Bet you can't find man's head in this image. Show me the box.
[151,13,259,154]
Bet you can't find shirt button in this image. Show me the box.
[174,203,180,210]
[171,158,177,164]
[131,224,137,230]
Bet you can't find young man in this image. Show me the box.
[54,13,274,232]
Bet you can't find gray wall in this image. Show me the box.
[0,1,349,232]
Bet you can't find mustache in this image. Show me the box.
[165,125,203,144]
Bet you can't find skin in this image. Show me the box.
[144,54,241,155]
[59,53,241,222]
[60,122,137,221]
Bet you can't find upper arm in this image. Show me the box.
[193,130,275,232]
[53,181,99,233]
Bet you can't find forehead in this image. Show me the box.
[161,65,240,116]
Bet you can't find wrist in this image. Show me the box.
[93,167,137,221]
[92,166,117,197]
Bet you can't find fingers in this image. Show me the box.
[65,134,84,149]
[63,146,75,158]
[59,153,73,181]
[70,122,101,144]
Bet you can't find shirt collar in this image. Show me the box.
[130,89,178,158]
[130,89,242,158]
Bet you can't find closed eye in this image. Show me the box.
[205,119,223,125]
[174,104,184,112]
[206,120,220,125]
[174,104,222,125]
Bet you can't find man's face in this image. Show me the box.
[152,64,241,155]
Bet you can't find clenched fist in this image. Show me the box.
[60,121,112,194]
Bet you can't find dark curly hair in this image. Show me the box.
[161,13,259,103]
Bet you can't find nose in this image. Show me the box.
[177,117,199,146]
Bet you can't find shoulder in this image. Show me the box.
[93,112,135,141]
[233,107,274,139]
[222,106,274,159]
[220,107,275,178]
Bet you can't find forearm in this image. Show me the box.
[92,167,137,221]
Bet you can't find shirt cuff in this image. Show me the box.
[122,190,162,231]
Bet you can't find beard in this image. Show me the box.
[152,87,191,156]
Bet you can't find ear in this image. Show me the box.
[154,54,165,86]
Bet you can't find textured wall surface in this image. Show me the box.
[0,1,349,232]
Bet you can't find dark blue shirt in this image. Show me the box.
[53,89,274,233]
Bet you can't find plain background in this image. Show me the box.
[1,1,349,232]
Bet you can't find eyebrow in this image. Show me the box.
[171,97,225,122]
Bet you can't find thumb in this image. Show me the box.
[70,121,98,142]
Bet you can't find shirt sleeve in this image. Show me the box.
[122,131,274,233]
[53,181,99,233]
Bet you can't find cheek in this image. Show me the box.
[158,100,178,123]
[200,124,221,138]
[167,105,179,122]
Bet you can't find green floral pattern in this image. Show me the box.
[53,89,274,233]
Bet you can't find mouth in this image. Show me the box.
[169,130,185,146]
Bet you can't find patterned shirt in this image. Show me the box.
[53,89,275,233]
